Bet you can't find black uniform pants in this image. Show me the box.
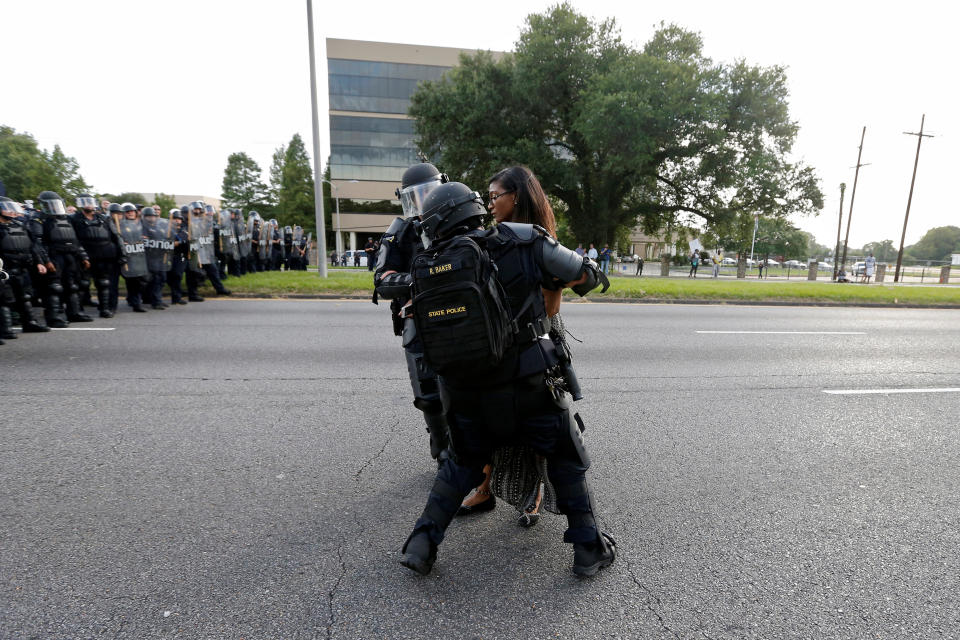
[186,263,227,295]
[123,275,146,307]
[409,375,598,547]
[168,259,187,302]
[49,252,85,318]
[3,264,39,326]
[87,257,119,311]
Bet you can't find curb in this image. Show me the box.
[209,292,960,309]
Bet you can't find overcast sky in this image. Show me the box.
[5,0,955,248]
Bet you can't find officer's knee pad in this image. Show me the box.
[48,281,63,295]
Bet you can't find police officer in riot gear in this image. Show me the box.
[167,207,190,305]
[115,203,149,312]
[0,196,50,333]
[185,201,231,299]
[374,162,451,464]
[269,219,283,271]
[35,190,93,324]
[399,182,616,577]
[70,193,122,318]
[282,225,294,270]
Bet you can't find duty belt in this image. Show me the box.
[516,315,552,342]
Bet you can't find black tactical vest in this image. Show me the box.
[74,215,115,258]
[47,216,80,252]
[0,222,33,262]
[485,224,548,337]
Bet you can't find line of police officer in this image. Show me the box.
[0,192,311,344]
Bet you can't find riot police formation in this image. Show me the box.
[373,163,451,465]
[0,192,313,348]
[396,181,617,578]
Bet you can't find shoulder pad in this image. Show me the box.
[385,217,408,235]
[498,222,547,243]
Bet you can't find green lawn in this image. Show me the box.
[202,269,960,306]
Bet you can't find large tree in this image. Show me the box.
[221,152,268,211]
[905,226,960,262]
[0,125,92,201]
[277,134,315,232]
[862,239,897,262]
[410,4,823,246]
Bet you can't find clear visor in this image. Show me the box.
[0,201,25,215]
[204,205,216,214]
[399,177,442,218]
[45,199,67,215]
[77,197,97,209]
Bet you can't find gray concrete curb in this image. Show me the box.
[219,292,960,309]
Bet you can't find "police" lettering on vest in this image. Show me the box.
[427,305,467,319]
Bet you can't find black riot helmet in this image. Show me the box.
[120,202,137,213]
[418,182,485,249]
[396,162,448,218]
[180,204,190,216]
[170,208,184,220]
[0,196,25,219]
[142,206,157,217]
[107,203,123,214]
[284,226,293,235]
[189,201,203,212]
[76,193,97,211]
[38,191,67,216]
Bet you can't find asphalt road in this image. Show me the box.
[2,300,959,639]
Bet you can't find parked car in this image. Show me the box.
[745,258,757,267]
[853,261,865,276]
[784,260,805,269]
[764,258,781,267]
[818,261,832,271]
[722,257,737,266]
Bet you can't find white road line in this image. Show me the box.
[697,330,866,335]
[50,327,116,331]
[823,388,960,395]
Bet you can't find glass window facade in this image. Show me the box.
[328,59,450,114]
[328,57,451,186]
[328,58,450,183]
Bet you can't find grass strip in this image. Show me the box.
[200,269,960,306]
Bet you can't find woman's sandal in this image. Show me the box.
[517,482,544,528]
[456,489,495,516]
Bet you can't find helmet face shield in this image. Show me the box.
[0,200,25,216]
[44,199,67,215]
[76,196,98,210]
[399,177,443,218]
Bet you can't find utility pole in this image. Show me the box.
[894,114,934,282]
[832,183,846,281]
[306,0,328,277]
[840,127,869,280]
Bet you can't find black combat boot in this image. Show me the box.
[20,302,50,332]
[572,532,617,577]
[66,293,93,322]
[400,531,437,576]
[0,306,17,339]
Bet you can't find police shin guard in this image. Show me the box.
[0,305,16,340]
[66,292,93,322]
[19,301,49,333]
[423,411,450,463]
[44,289,68,328]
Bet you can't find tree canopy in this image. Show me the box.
[905,226,960,262]
[410,3,823,246]
[276,134,315,232]
[221,152,269,211]
[0,125,92,201]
